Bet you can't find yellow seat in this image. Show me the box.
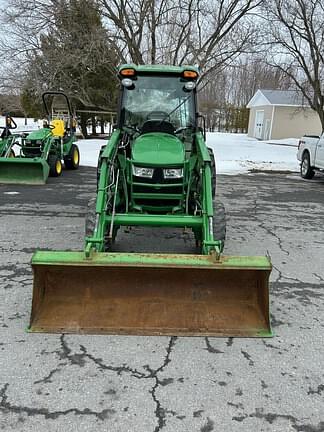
[50,119,65,137]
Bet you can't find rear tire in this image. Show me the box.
[213,200,226,252]
[64,144,80,169]
[300,151,315,179]
[208,147,216,198]
[48,154,62,177]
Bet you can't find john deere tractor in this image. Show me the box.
[30,65,272,337]
[0,92,79,184]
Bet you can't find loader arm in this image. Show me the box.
[85,130,121,255]
[195,132,222,256]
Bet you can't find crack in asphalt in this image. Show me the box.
[33,368,62,385]
[232,408,324,431]
[259,221,290,256]
[241,350,254,366]
[0,383,115,420]
[144,337,178,432]
[204,337,224,354]
[32,335,178,430]
[313,273,324,283]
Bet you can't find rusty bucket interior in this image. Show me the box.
[29,252,272,337]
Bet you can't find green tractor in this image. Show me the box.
[0,91,80,184]
[0,113,19,158]
[30,65,272,337]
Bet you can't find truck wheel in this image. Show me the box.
[300,151,315,179]
[213,200,226,252]
[48,155,62,177]
[207,147,216,198]
[64,144,80,169]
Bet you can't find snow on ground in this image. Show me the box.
[0,115,39,132]
[77,139,105,166]
[76,132,300,175]
[206,132,299,174]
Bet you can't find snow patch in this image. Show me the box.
[76,132,299,175]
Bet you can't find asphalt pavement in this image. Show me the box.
[0,166,324,432]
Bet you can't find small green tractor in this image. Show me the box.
[30,65,272,337]
[0,91,79,184]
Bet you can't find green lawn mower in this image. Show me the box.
[30,65,272,337]
[0,91,79,184]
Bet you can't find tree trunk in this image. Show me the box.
[80,113,88,138]
[91,115,97,136]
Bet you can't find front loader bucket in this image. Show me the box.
[29,252,272,337]
[0,157,49,185]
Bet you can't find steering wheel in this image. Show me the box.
[175,126,193,134]
[124,124,140,134]
[146,111,170,121]
[44,124,56,130]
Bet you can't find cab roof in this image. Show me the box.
[118,64,199,76]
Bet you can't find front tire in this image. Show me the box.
[48,155,62,177]
[64,144,80,169]
[300,151,315,179]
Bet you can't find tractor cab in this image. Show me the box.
[119,66,197,141]
[116,65,199,214]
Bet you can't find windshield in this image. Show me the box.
[121,75,195,130]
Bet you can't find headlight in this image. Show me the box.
[132,166,154,178]
[163,168,183,179]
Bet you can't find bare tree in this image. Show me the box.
[98,0,262,77]
[265,0,324,131]
[198,56,291,131]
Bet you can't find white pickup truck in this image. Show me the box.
[297,134,324,179]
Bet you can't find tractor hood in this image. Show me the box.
[132,133,184,166]
[26,128,52,140]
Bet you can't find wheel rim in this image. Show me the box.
[73,148,79,165]
[56,160,62,174]
[301,157,308,176]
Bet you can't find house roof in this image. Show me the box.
[247,89,308,108]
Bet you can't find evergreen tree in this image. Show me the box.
[21,0,118,126]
